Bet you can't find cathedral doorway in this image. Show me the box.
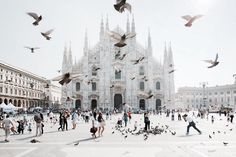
[114,94,122,111]
[156,99,161,111]
[75,99,81,109]
[139,99,145,110]
[91,99,97,110]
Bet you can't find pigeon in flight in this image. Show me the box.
[203,53,219,68]
[52,73,82,85]
[107,31,136,47]
[57,70,61,73]
[115,50,121,58]
[24,46,40,53]
[110,85,115,88]
[141,76,148,82]
[27,12,42,26]
[130,76,135,80]
[119,53,127,60]
[131,57,145,65]
[92,66,101,71]
[145,90,154,99]
[114,0,131,13]
[41,29,54,40]
[182,15,203,27]
[169,69,176,74]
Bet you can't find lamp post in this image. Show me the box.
[200,82,208,110]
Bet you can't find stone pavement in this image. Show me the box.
[0,113,236,157]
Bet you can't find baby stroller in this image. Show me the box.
[90,120,97,138]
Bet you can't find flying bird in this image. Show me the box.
[182,15,203,27]
[146,90,154,99]
[107,31,136,47]
[131,57,145,65]
[204,53,219,68]
[169,69,176,74]
[119,53,127,60]
[52,73,82,85]
[24,46,40,53]
[41,29,54,40]
[114,0,131,13]
[92,66,101,71]
[27,12,42,26]
[130,76,135,80]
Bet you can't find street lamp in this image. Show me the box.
[200,82,208,110]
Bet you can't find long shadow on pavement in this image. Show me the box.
[67,137,100,145]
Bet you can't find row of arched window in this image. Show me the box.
[75,81,161,91]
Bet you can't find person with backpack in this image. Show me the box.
[34,112,43,136]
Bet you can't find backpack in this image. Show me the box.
[34,114,42,123]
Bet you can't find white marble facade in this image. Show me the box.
[61,17,175,111]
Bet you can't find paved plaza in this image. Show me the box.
[0,113,236,157]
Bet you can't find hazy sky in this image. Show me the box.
[0,0,236,91]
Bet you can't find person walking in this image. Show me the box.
[97,112,105,137]
[144,112,150,131]
[72,110,78,129]
[123,112,128,127]
[230,111,234,123]
[2,114,14,142]
[58,112,64,131]
[183,114,201,135]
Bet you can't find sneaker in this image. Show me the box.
[199,132,202,135]
[5,139,9,142]
[186,132,189,135]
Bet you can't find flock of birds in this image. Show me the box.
[25,12,53,53]
[22,0,220,97]
[111,122,177,141]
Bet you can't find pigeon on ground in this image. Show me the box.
[114,0,131,13]
[124,135,128,139]
[131,57,145,65]
[230,128,233,131]
[27,12,42,26]
[52,73,82,85]
[209,135,212,139]
[181,15,203,27]
[203,53,219,68]
[24,46,40,53]
[30,139,40,143]
[115,50,121,58]
[107,31,136,47]
[112,131,115,134]
[171,131,176,135]
[41,29,54,40]
[223,142,228,146]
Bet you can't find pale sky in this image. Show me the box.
[0,0,236,91]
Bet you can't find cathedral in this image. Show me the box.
[61,16,175,111]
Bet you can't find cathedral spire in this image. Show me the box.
[68,42,73,67]
[106,14,109,31]
[147,28,152,54]
[131,15,135,33]
[126,15,130,33]
[62,44,67,73]
[83,29,88,56]
[99,16,104,40]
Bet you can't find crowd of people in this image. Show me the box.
[0,107,235,142]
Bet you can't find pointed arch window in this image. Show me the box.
[139,66,145,75]
[115,70,121,79]
[156,82,161,90]
[140,82,144,91]
[92,82,96,91]
[76,82,80,91]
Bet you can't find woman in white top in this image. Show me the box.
[2,114,14,142]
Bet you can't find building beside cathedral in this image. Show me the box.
[61,17,175,111]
